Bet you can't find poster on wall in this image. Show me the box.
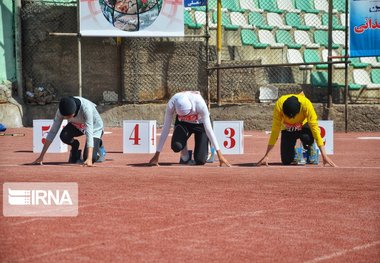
[350,0,380,57]
[80,0,184,37]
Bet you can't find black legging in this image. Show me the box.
[171,116,209,165]
[60,123,102,162]
[281,123,314,165]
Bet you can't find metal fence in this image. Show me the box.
[195,1,380,105]
[20,0,380,106]
[21,0,78,104]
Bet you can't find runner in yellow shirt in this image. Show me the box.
[256,93,336,167]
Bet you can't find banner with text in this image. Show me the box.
[350,0,380,57]
[184,0,206,7]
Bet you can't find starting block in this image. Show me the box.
[213,121,244,154]
[33,119,68,153]
[123,120,156,154]
[318,120,334,154]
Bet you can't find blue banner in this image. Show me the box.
[350,0,380,57]
[184,0,206,7]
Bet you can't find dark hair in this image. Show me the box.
[59,97,77,116]
[283,96,301,118]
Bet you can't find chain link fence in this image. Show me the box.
[21,0,78,104]
[21,0,208,105]
[20,0,380,106]
[122,37,208,103]
[186,0,380,104]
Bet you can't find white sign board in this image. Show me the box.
[213,121,244,154]
[318,120,334,155]
[33,119,68,153]
[123,120,156,154]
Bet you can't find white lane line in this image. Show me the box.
[15,241,105,262]
[304,240,380,263]
[357,137,380,140]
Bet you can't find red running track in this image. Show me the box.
[0,128,379,262]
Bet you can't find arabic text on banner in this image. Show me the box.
[350,0,380,57]
[184,0,206,7]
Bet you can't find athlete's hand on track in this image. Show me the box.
[218,156,231,167]
[83,159,94,167]
[216,150,231,167]
[31,156,44,165]
[256,156,269,166]
[322,156,337,167]
[148,152,160,166]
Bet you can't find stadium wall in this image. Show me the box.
[17,102,380,132]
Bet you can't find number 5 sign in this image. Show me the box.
[123,120,156,154]
[318,120,334,155]
[213,121,244,154]
[33,119,68,153]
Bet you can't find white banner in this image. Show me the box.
[80,0,184,37]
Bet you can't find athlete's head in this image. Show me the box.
[59,97,77,117]
[283,96,300,118]
[175,95,192,116]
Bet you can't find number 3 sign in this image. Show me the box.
[123,120,156,154]
[213,121,244,154]
[318,120,334,155]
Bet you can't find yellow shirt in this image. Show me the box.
[268,94,324,147]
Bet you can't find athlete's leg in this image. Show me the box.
[171,122,189,153]
[60,123,84,151]
[60,123,84,163]
[192,124,209,165]
[280,130,299,165]
[171,117,194,162]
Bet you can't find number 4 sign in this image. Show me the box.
[123,120,156,154]
[213,121,244,154]
[318,120,334,155]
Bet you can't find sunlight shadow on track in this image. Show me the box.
[22,162,71,166]
[128,162,180,167]
[234,162,294,167]
[232,163,255,167]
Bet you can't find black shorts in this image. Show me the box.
[60,122,103,162]
[171,116,209,165]
[280,123,314,165]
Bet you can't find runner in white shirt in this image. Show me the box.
[149,91,230,167]
[32,96,105,167]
